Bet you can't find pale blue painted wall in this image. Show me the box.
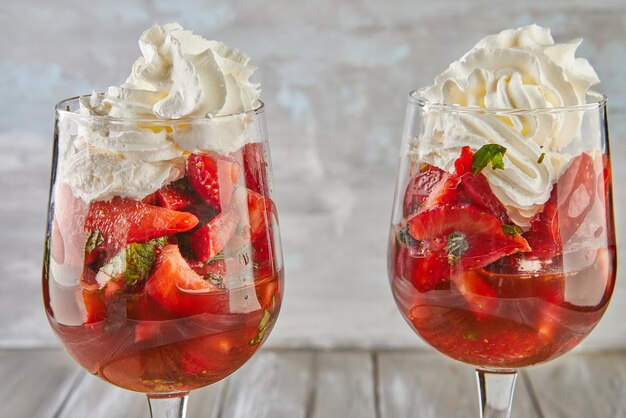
[1,0,625,349]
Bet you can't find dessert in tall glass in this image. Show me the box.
[43,23,283,417]
[387,25,615,417]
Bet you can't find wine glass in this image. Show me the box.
[388,90,615,417]
[43,95,284,417]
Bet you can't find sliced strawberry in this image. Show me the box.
[187,153,240,211]
[252,226,276,278]
[82,289,107,324]
[240,142,269,195]
[256,275,280,308]
[452,270,498,319]
[146,244,227,316]
[182,332,248,378]
[154,184,194,211]
[85,197,199,245]
[556,152,596,241]
[407,204,529,279]
[403,166,444,217]
[451,147,509,223]
[454,146,474,175]
[190,209,239,262]
[410,305,546,368]
[408,204,505,241]
[420,173,462,210]
[396,237,450,292]
[525,153,597,258]
[458,174,509,223]
[524,193,560,258]
[246,190,274,243]
[459,234,530,271]
[127,291,178,322]
[141,193,158,206]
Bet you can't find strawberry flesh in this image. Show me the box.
[85,197,199,245]
[187,153,240,211]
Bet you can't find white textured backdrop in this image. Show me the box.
[1,0,625,349]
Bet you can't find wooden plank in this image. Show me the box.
[55,366,227,418]
[219,350,314,418]
[56,373,148,418]
[185,380,227,418]
[377,351,539,418]
[0,349,79,418]
[526,352,626,418]
[310,351,377,418]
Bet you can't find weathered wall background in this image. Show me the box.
[1,0,625,349]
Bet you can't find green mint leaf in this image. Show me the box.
[446,232,469,265]
[537,153,546,164]
[208,252,224,264]
[84,230,104,254]
[150,236,169,247]
[204,273,225,289]
[249,309,275,346]
[125,242,156,286]
[397,226,419,247]
[471,144,507,175]
[501,224,523,237]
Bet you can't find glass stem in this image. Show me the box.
[476,369,517,418]
[147,393,189,418]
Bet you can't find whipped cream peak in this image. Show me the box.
[103,23,260,119]
[417,24,600,225]
[425,24,599,112]
[59,23,262,203]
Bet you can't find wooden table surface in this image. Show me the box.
[3,348,625,418]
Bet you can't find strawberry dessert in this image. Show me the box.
[388,25,616,369]
[44,24,283,394]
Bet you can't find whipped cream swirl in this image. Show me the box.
[59,23,261,203]
[104,23,260,118]
[417,24,600,225]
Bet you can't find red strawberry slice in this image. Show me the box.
[154,184,194,211]
[246,190,274,243]
[127,291,178,322]
[556,152,596,241]
[525,153,597,258]
[458,174,509,224]
[408,204,506,241]
[82,290,107,324]
[451,147,509,223]
[190,209,239,262]
[187,153,240,211]
[406,204,529,284]
[182,332,248,379]
[459,234,530,271]
[241,142,269,195]
[85,197,199,245]
[403,166,444,217]
[452,270,498,319]
[396,237,450,292]
[146,244,227,316]
[420,173,462,211]
[524,193,560,258]
[454,146,474,175]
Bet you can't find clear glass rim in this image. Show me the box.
[408,89,607,115]
[55,93,265,123]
